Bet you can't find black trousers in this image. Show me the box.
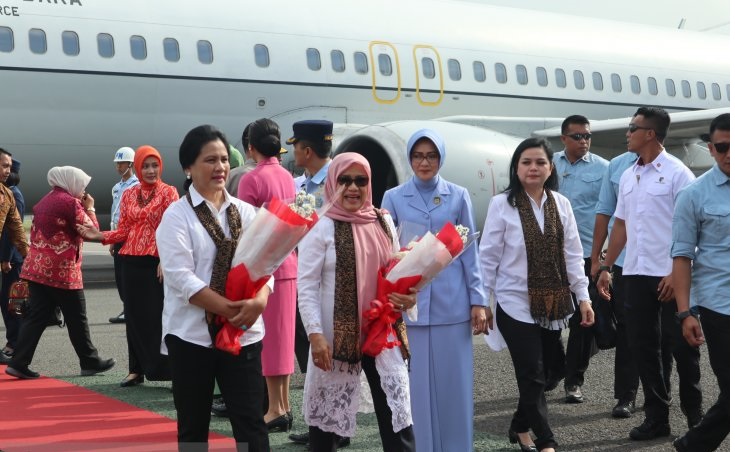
[0,262,23,349]
[120,255,170,380]
[10,281,102,370]
[294,302,310,374]
[166,334,269,452]
[610,266,639,403]
[309,355,416,452]
[112,242,125,306]
[564,258,597,388]
[679,307,729,451]
[624,275,701,423]
[496,304,559,450]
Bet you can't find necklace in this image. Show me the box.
[137,186,156,207]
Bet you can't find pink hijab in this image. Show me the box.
[325,153,394,315]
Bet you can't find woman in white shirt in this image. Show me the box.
[479,138,594,452]
[298,152,417,452]
[156,125,271,451]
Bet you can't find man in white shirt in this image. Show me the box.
[597,107,701,441]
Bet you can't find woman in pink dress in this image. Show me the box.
[237,118,297,432]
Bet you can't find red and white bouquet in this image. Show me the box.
[217,191,334,355]
[362,222,478,357]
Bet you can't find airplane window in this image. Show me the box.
[696,81,706,99]
[516,65,528,85]
[422,57,436,79]
[307,48,321,71]
[611,73,622,92]
[573,70,584,89]
[665,79,676,97]
[448,59,461,81]
[354,52,368,74]
[378,53,392,76]
[29,28,47,54]
[495,63,507,83]
[647,77,658,95]
[711,83,721,101]
[473,61,486,82]
[254,44,269,68]
[331,50,345,72]
[163,38,180,62]
[197,40,213,64]
[130,35,147,60]
[592,72,603,91]
[97,33,114,58]
[62,31,80,56]
[681,80,691,98]
[555,68,566,88]
[536,67,548,87]
[0,27,11,53]
[630,75,641,94]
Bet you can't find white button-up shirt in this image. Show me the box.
[614,150,694,277]
[157,186,272,351]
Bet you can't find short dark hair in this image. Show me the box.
[5,172,19,187]
[561,115,589,134]
[248,118,282,157]
[179,124,231,192]
[300,138,332,159]
[709,113,729,136]
[0,147,11,158]
[634,107,670,143]
[504,137,558,207]
[241,122,253,148]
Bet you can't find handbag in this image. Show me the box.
[7,279,64,328]
[8,279,29,317]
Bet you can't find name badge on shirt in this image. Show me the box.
[433,196,441,205]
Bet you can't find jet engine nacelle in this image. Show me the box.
[334,120,521,230]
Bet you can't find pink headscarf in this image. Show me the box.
[325,153,394,317]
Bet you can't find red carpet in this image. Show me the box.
[0,365,235,451]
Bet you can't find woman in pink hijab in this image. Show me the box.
[297,152,417,451]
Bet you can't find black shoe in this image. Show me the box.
[564,385,584,403]
[5,366,40,379]
[288,432,309,445]
[81,358,116,376]
[0,351,11,364]
[266,414,290,433]
[629,418,671,441]
[508,429,538,452]
[211,397,229,418]
[336,436,350,448]
[685,409,703,429]
[120,373,144,387]
[109,312,125,324]
[286,411,293,430]
[673,436,689,452]
[612,399,635,418]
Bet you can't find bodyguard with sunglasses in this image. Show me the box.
[597,107,702,441]
[671,113,729,452]
[549,115,609,404]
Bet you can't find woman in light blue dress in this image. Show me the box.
[381,128,488,451]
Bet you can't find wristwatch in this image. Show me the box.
[599,265,612,273]
[675,310,692,322]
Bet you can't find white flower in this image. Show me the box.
[454,225,470,244]
[290,190,317,219]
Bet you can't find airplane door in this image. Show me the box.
[369,41,401,104]
[413,45,443,105]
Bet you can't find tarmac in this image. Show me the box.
[0,242,727,451]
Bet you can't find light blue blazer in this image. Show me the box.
[381,176,487,326]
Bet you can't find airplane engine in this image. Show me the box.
[333,120,521,228]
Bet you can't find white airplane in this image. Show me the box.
[0,0,729,227]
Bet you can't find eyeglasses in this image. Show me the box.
[337,175,369,187]
[628,124,654,134]
[564,133,592,141]
[410,153,440,163]
[713,142,730,153]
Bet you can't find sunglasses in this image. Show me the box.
[713,142,730,154]
[337,175,369,187]
[564,133,592,141]
[628,124,654,134]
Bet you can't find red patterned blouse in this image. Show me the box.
[102,182,179,257]
[20,187,99,290]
